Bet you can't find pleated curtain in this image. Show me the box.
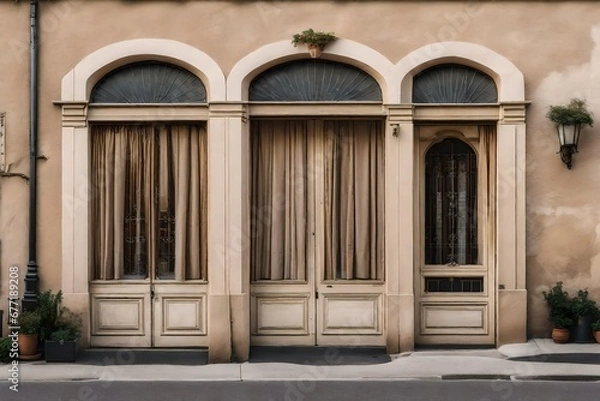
[250,119,384,281]
[322,120,385,280]
[91,124,207,281]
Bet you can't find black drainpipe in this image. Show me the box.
[22,0,39,312]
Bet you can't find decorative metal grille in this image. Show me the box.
[91,61,207,103]
[413,64,498,103]
[249,59,382,101]
[425,138,478,265]
[122,127,177,278]
[425,277,484,293]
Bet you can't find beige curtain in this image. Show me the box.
[251,120,308,281]
[91,124,207,281]
[480,125,497,269]
[250,119,384,282]
[322,120,385,280]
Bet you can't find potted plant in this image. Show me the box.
[570,289,598,343]
[592,320,600,343]
[36,289,64,344]
[16,311,42,359]
[542,282,575,343]
[44,309,83,363]
[292,28,337,58]
[35,289,83,362]
[546,98,594,127]
[546,98,594,169]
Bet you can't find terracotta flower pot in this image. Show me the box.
[307,43,325,58]
[18,334,41,360]
[551,328,570,344]
[594,330,600,343]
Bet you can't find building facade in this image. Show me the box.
[0,1,599,362]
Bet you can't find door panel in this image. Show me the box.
[152,283,208,347]
[250,283,315,345]
[90,282,208,347]
[316,285,385,346]
[90,283,151,347]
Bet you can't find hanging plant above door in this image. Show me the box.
[292,28,337,58]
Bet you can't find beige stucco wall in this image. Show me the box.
[1,0,600,340]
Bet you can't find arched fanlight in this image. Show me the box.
[413,64,498,104]
[249,59,382,102]
[91,61,206,103]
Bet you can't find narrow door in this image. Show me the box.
[415,125,495,345]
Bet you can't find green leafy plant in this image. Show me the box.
[571,289,598,318]
[49,310,83,342]
[34,290,82,343]
[0,338,12,363]
[17,311,42,335]
[546,98,594,127]
[592,320,600,332]
[36,290,64,343]
[542,282,575,329]
[291,29,337,48]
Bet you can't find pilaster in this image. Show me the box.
[207,102,250,362]
[496,102,528,345]
[385,104,416,353]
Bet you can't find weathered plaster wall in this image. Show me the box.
[1,0,600,339]
[0,5,31,305]
[527,24,600,337]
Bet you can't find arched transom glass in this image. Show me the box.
[413,64,497,104]
[249,59,382,102]
[91,61,207,103]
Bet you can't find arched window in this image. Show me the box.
[90,61,206,103]
[425,138,478,265]
[413,64,497,103]
[249,59,382,102]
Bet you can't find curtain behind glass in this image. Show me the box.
[91,124,207,281]
[322,120,385,280]
[251,120,308,281]
[424,138,478,265]
[250,119,384,282]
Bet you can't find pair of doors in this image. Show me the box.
[89,123,209,348]
[250,119,386,347]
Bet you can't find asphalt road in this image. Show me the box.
[1,380,598,401]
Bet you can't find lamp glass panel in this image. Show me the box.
[559,124,580,146]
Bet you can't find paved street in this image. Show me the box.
[2,380,599,401]
[1,340,599,400]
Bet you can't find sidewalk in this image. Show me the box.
[2,339,599,382]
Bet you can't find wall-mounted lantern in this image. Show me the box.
[546,98,594,169]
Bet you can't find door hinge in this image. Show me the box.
[151,283,155,299]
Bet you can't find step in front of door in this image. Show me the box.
[78,348,208,365]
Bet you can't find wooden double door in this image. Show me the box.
[250,119,386,347]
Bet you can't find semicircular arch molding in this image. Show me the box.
[61,38,226,102]
[393,41,524,103]
[228,39,395,102]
